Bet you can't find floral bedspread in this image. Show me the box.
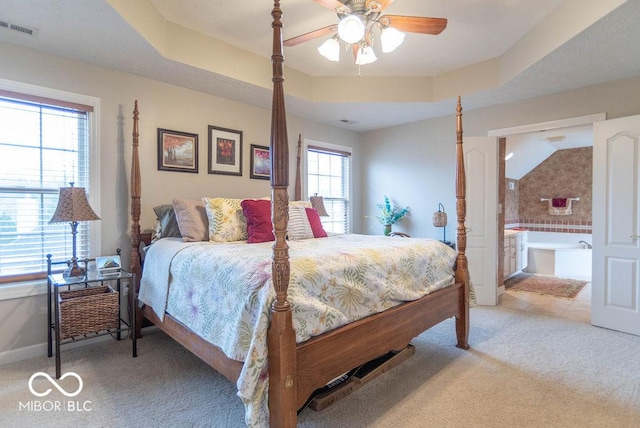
[139,234,456,427]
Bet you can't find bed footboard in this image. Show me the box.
[295,283,464,408]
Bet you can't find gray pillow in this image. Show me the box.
[153,204,182,239]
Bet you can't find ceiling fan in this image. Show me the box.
[283,0,447,65]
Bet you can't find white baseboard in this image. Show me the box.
[0,333,124,367]
[0,343,48,366]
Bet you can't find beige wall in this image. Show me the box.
[361,115,459,238]
[0,41,362,361]
[362,74,640,240]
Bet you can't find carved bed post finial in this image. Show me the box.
[455,96,470,350]
[268,1,297,426]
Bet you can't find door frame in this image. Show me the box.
[488,114,606,138]
[488,113,606,295]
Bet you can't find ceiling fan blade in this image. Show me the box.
[366,0,395,13]
[283,25,338,47]
[385,15,448,35]
[313,0,350,13]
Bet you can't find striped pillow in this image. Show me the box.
[287,205,314,240]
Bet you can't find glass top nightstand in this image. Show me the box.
[47,257,137,379]
[48,269,132,287]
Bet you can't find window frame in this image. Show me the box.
[0,78,101,284]
[303,138,352,234]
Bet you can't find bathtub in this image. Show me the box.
[525,232,592,280]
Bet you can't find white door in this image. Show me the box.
[465,137,498,305]
[592,115,640,336]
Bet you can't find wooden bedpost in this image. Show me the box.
[295,134,302,201]
[130,100,143,339]
[455,96,470,350]
[267,1,297,426]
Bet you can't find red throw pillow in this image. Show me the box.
[241,199,274,243]
[305,207,328,238]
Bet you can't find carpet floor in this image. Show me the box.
[505,273,587,298]
[1,305,639,427]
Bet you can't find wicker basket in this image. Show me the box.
[58,286,119,339]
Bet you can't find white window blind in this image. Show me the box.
[307,145,351,234]
[0,94,92,282]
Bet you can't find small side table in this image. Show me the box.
[47,257,137,379]
[440,240,456,250]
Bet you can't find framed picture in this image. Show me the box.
[157,128,198,173]
[250,144,270,180]
[208,125,243,176]
[96,255,121,274]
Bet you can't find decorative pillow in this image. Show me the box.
[151,219,162,243]
[305,207,328,238]
[288,205,314,240]
[172,197,209,242]
[203,197,248,242]
[152,204,182,240]
[241,199,274,243]
[290,200,312,208]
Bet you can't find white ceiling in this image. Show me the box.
[0,0,639,132]
[149,0,565,78]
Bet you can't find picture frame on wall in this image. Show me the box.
[208,125,243,176]
[157,128,199,173]
[250,144,270,180]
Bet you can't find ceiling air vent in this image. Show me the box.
[546,135,566,143]
[0,20,38,37]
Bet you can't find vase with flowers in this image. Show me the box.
[376,195,409,236]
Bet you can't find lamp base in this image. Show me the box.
[62,259,86,279]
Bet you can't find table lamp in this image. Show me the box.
[49,183,100,278]
[433,202,448,243]
[310,193,329,217]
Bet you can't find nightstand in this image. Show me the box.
[47,254,137,379]
[440,240,456,250]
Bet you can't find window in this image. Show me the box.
[0,84,98,283]
[307,143,351,234]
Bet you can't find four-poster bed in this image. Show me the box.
[128,2,470,427]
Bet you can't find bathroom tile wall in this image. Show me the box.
[505,147,592,234]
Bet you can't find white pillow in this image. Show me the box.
[287,205,314,240]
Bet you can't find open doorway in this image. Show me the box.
[489,114,604,322]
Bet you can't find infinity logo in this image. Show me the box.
[28,372,83,398]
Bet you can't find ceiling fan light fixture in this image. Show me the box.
[337,14,365,44]
[381,27,405,53]
[355,45,377,65]
[317,36,340,62]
